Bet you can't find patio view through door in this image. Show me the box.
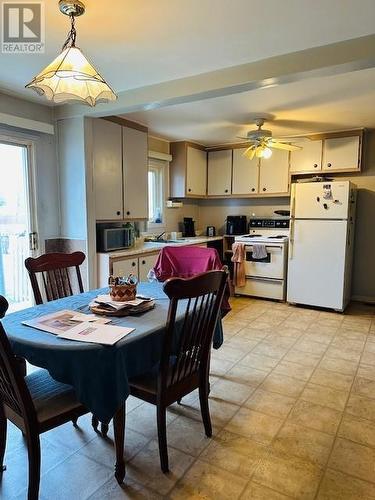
[0,138,37,312]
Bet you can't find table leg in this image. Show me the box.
[113,403,126,484]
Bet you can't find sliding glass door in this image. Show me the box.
[0,138,38,312]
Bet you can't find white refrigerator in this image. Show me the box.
[287,181,357,311]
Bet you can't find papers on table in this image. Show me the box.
[91,295,155,313]
[22,310,110,335]
[57,322,134,345]
[22,309,134,344]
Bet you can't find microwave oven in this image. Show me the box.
[97,226,134,252]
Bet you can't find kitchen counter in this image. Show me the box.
[98,236,224,259]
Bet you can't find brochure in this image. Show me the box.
[22,309,111,335]
[56,322,135,345]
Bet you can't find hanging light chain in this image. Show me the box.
[62,13,77,51]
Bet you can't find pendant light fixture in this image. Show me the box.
[25,0,117,106]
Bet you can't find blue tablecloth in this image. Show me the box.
[2,282,223,423]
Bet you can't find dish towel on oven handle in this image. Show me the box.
[231,242,246,287]
[252,244,268,260]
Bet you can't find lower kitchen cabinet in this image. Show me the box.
[139,254,159,281]
[97,252,159,287]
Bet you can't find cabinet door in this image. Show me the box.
[232,148,259,194]
[322,136,360,171]
[138,253,159,282]
[112,258,138,279]
[186,147,207,196]
[290,139,322,173]
[93,119,123,220]
[259,150,290,194]
[207,150,232,195]
[123,127,148,218]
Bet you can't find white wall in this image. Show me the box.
[57,117,87,240]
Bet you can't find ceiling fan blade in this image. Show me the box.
[242,146,256,160]
[236,136,257,143]
[270,141,302,151]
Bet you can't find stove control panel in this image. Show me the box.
[249,218,290,229]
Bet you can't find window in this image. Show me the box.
[148,159,165,226]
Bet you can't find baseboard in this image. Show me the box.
[351,295,375,304]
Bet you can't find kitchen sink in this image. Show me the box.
[144,238,187,244]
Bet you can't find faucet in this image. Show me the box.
[156,231,166,240]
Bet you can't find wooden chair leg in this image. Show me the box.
[113,404,125,484]
[92,415,99,432]
[0,404,7,472]
[26,431,41,500]
[199,381,212,438]
[71,417,78,427]
[101,422,109,437]
[156,404,169,473]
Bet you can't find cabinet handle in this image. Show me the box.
[116,211,121,216]
[224,189,228,193]
[327,163,332,168]
[126,211,130,216]
[263,188,266,192]
[141,260,146,265]
[132,262,136,267]
[251,188,255,192]
[313,164,318,168]
[188,188,191,192]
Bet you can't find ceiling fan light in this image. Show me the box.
[262,147,273,159]
[25,46,117,106]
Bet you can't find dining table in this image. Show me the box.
[1,281,224,483]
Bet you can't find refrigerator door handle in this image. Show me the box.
[289,219,295,260]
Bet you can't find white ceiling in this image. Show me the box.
[125,67,375,145]
[1,0,375,100]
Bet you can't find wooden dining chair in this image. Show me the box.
[0,296,27,378]
[128,270,228,472]
[0,321,89,500]
[24,252,106,435]
[24,251,86,305]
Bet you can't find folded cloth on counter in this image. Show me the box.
[252,244,268,260]
[231,242,246,287]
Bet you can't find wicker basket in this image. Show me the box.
[109,283,137,302]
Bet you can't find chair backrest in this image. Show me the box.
[25,252,86,305]
[0,321,36,428]
[160,270,227,391]
[0,295,9,318]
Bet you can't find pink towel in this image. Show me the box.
[231,242,246,287]
[152,246,231,315]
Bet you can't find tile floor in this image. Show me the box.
[3,296,375,499]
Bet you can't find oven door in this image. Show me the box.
[244,244,285,279]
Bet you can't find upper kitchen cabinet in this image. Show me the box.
[93,119,123,220]
[122,126,148,218]
[290,139,322,173]
[290,130,363,175]
[232,148,259,195]
[322,135,361,172]
[259,149,290,195]
[170,142,207,197]
[207,149,232,195]
[93,118,148,220]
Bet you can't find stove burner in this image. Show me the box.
[268,235,286,239]
[242,234,262,238]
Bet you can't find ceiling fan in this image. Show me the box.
[238,118,303,160]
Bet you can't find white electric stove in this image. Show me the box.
[234,218,289,300]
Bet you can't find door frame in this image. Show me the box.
[0,134,39,256]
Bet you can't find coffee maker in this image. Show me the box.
[226,215,247,235]
[182,217,196,237]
